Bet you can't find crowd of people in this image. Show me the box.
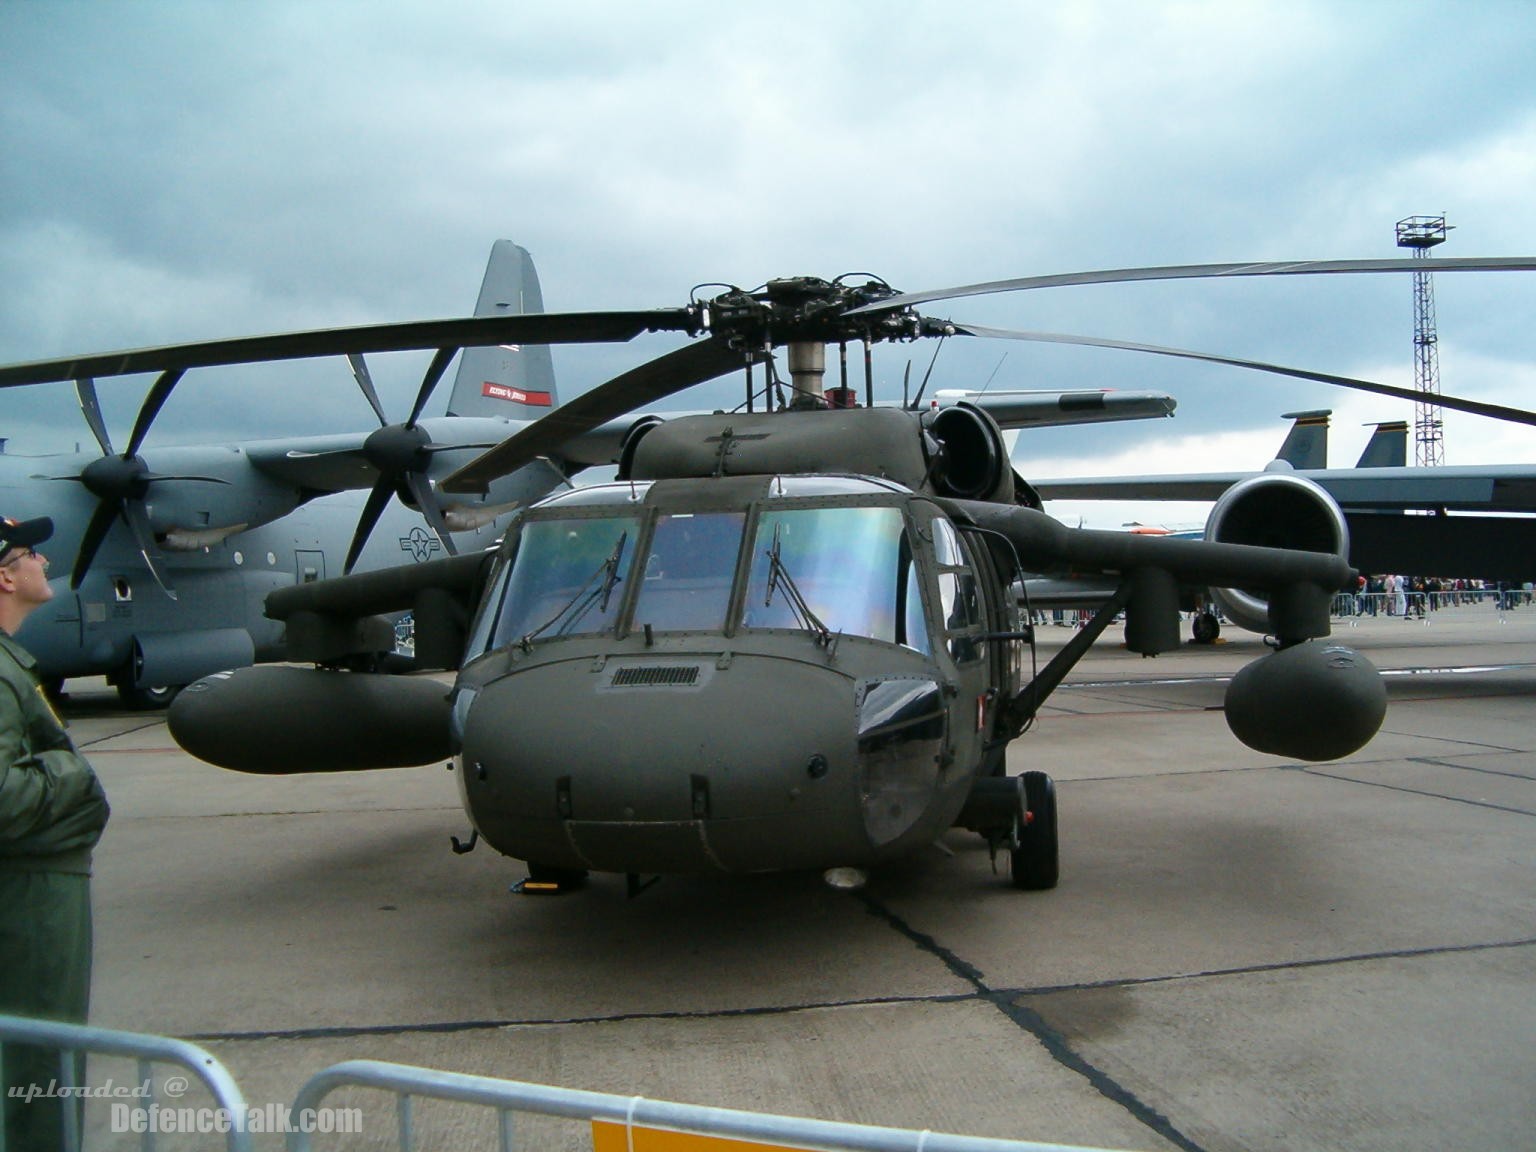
[1345,575,1533,617]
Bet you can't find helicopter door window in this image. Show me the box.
[632,512,745,633]
[931,517,984,663]
[489,515,639,647]
[743,507,903,643]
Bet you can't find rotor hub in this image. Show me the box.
[702,275,930,351]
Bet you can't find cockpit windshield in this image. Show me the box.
[630,512,746,633]
[470,493,933,656]
[489,515,639,647]
[743,506,924,649]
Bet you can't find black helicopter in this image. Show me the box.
[11,256,1535,892]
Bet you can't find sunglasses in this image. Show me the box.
[0,546,39,567]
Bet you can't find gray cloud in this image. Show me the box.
[3,0,1533,473]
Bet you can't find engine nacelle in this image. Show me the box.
[1205,469,1349,635]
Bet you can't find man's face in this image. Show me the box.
[0,546,55,609]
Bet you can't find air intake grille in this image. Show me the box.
[611,665,701,687]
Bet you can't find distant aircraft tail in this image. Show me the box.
[1273,410,1330,469]
[1354,420,1408,468]
[444,241,559,419]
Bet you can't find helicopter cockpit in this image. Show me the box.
[467,475,973,660]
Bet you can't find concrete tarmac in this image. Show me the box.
[55,603,1536,1151]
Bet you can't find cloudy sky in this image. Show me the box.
[3,0,1534,526]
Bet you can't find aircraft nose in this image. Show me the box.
[458,652,872,874]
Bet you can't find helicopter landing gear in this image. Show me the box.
[1010,771,1059,891]
[512,863,589,895]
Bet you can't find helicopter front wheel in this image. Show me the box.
[1010,771,1059,891]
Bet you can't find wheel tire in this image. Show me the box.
[117,682,180,710]
[1191,611,1221,644]
[1010,771,1059,890]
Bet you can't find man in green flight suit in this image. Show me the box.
[0,516,110,1152]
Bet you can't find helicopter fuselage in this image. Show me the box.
[451,473,1023,876]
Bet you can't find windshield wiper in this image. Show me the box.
[764,524,835,648]
[519,531,628,648]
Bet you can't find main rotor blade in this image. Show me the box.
[74,377,115,457]
[125,368,186,458]
[345,477,399,575]
[853,257,1536,314]
[441,338,751,494]
[952,322,1536,429]
[0,310,697,389]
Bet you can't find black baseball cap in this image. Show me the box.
[0,517,54,559]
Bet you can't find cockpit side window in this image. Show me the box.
[931,516,984,663]
[489,515,639,648]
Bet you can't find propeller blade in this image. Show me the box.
[121,499,177,600]
[407,345,459,427]
[345,477,399,574]
[851,256,1536,315]
[125,368,185,458]
[74,377,115,457]
[441,338,753,494]
[951,323,1536,429]
[404,471,457,557]
[0,310,698,389]
[347,353,389,427]
[71,500,120,590]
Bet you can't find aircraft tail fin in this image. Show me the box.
[1355,421,1408,468]
[1274,410,1330,469]
[444,241,558,419]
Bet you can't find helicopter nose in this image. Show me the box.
[459,653,877,874]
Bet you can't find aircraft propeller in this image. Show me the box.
[60,375,230,598]
[337,348,468,573]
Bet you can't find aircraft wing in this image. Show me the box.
[1034,463,1536,513]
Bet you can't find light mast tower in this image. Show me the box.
[1395,215,1451,466]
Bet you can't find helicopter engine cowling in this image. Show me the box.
[168,665,452,773]
[615,415,666,480]
[1204,470,1350,635]
[922,401,1013,503]
[1224,641,1386,761]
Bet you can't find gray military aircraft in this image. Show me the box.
[9,253,1535,893]
[0,241,574,705]
[1031,405,1536,639]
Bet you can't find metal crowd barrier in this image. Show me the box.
[1330,588,1526,623]
[3,1017,1130,1152]
[286,1059,1125,1152]
[0,1014,253,1152]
